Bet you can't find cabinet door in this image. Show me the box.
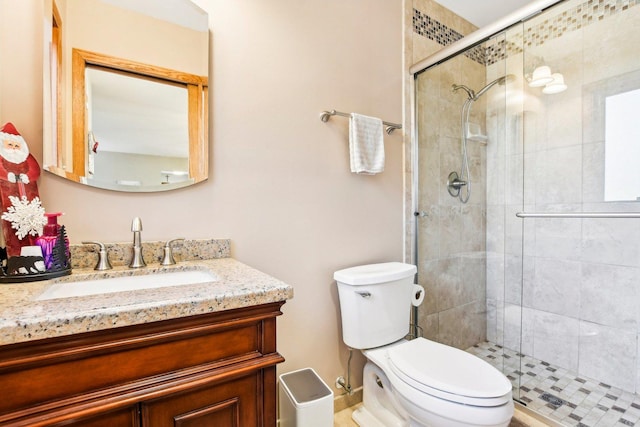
[141,374,261,427]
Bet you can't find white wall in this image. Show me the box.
[1,0,404,393]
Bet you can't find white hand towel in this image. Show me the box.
[349,113,385,174]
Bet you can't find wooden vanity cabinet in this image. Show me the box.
[53,407,140,427]
[0,302,285,427]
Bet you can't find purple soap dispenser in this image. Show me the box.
[36,212,70,270]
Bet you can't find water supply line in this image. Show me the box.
[336,348,354,395]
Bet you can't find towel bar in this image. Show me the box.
[320,110,402,135]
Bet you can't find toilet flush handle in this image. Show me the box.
[356,291,371,298]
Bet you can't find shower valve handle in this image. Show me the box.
[449,179,467,189]
[447,171,469,199]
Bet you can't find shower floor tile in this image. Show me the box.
[467,342,640,427]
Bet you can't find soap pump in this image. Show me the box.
[36,212,70,270]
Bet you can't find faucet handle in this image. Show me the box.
[82,241,112,271]
[161,238,185,266]
[129,217,146,268]
[131,217,143,232]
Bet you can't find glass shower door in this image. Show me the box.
[414,0,640,424]
[413,29,521,394]
[514,0,640,424]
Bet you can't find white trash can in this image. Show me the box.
[279,368,334,427]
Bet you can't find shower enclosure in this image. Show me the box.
[412,0,640,425]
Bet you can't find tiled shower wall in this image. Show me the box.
[410,0,640,395]
[410,0,488,351]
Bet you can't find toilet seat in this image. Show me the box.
[387,338,512,407]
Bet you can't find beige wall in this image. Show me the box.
[1,0,404,394]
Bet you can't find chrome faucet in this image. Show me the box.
[129,217,146,268]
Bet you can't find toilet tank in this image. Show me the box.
[334,262,417,349]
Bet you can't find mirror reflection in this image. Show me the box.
[87,67,190,188]
[43,0,209,192]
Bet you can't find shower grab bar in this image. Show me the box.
[516,212,640,219]
[320,110,402,135]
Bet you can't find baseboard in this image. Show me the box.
[334,387,363,413]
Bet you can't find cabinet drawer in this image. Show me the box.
[0,303,283,421]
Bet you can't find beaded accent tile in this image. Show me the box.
[468,342,640,427]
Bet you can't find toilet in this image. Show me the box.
[335,262,514,427]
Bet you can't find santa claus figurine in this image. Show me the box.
[0,122,42,258]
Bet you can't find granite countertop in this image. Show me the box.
[0,257,294,346]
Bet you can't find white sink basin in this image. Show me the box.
[36,270,217,301]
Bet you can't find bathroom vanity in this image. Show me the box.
[0,250,293,427]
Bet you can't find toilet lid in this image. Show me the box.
[388,338,512,406]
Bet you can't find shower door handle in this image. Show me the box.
[516,212,640,218]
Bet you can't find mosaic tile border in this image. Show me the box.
[526,0,640,49]
[413,0,640,66]
[412,8,485,64]
[468,342,640,427]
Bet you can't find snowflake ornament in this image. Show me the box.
[1,195,47,239]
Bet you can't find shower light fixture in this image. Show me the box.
[528,65,554,87]
[542,73,567,94]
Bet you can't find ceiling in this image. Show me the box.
[432,0,534,28]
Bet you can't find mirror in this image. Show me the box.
[43,0,209,192]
